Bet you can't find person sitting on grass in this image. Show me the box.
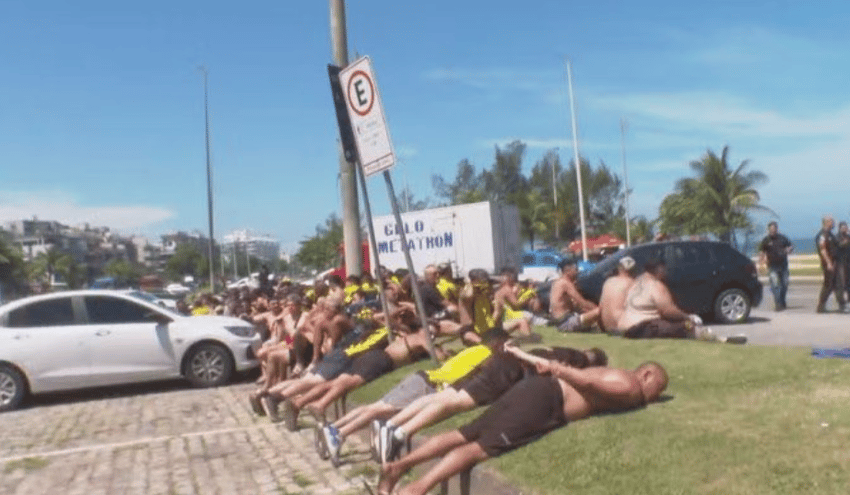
[493,267,537,340]
[598,256,637,333]
[292,309,445,430]
[371,339,607,465]
[372,359,668,495]
[616,258,710,339]
[549,259,600,332]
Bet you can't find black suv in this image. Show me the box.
[541,241,762,324]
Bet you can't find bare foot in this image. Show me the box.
[377,462,404,495]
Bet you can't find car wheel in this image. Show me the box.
[0,364,26,412]
[185,343,234,388]
[714,288,751,324]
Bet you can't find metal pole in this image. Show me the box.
[355,164,393,341]
[200,66,216,292]
[330,0,363,277]
[566,59,588,261]
[384,170,440,364]
[551,149,559,240]
[620,118,631,247]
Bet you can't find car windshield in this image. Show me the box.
[126,291,183,317]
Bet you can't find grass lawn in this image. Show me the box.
[347,327,850,494]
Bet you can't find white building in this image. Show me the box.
[223,230,280,264]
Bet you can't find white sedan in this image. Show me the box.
[0,290,261,411]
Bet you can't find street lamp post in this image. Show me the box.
[199,66,216,293]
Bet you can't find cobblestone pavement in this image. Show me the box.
[0,382,376,495]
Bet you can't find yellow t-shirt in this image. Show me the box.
[191,306,211,316]
[473,293,495,334]
[344,284,359,304]
[424,345,492,388]
[344,327,389,357]
[436,277,458,301]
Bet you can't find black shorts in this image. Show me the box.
[623,318,690,339]
[313,348,353,380]
[453,354,524,406]
[348,349,395,383]
[458,375,567,458]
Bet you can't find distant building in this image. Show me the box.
[223,230,280,264]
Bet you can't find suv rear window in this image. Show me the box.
[8,298,76,327]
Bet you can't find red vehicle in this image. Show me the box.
[330,242,372,279]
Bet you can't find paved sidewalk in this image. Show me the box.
[0,382,375,495]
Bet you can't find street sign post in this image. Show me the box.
[339,56,396,177]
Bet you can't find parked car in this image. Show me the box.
[0,290,261,411]
[536,241,762,324]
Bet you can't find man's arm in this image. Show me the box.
[819,235,834,271]
[542,362,639,402]
[564,281,597,312]
[652,281,690,321]
[503,342,549,368]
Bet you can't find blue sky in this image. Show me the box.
[2,0,849,254]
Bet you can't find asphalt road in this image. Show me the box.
[714,280,850,348]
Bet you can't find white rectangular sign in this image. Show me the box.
[339,56,396,177]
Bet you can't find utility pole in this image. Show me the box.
[330,0,363,276]
[200,66,216,292]
[551,149,559,240]
[566,59,588,261]
[620,118,632,247]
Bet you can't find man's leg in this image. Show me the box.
[395,442,490,495]
[337,401,397,439]
[778,267,790,309]
[395,389,475,439]
[305,374,364,419]
[292,380,334,409]
[768,268,782,310]
[818,269,833,312]
[388,390,450,428]
[377,430,469,495]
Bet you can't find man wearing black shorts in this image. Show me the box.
[375,359,668,495]
[375,342,607,463]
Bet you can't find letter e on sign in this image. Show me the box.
[339,56,396,177]
[347,71,374,116]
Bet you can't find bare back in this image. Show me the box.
[599,275,634,332]
[556,367,644,422]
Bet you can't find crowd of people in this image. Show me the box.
[177,257,757,494]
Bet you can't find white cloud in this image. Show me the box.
[424,67,558,93]
[0,190,175,233]
[590,92,850,139]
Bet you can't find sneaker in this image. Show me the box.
[322,424,342,466]
[721,335,748,345]
[261,395,281,422]
[370,419,383,461]
[282,399,298,431]
[386,432,405,463]
[379,424,393,464]
[249,392,266,416]
[531,315,549,327]
[694,325,719,342]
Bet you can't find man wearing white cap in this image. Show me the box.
[598,256,637,332]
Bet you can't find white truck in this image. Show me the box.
[370,201,521,276]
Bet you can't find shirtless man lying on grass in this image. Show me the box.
[371,359,668,495]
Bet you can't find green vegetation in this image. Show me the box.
[658,146,771,249]
[349,327,850,495]
[292,473,312,488]
[4,457,49,474]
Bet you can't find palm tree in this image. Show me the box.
[660,146,772,247]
